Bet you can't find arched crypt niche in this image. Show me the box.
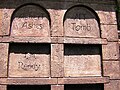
[10,4,50,37]
[64,5,100,38]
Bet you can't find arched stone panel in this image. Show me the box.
[10,4,50,37]
[64,5,100,38]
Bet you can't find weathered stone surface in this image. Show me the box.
[51,44,64,77]
[64,55,101,77]
[0,43,9,77]
[102,42,119,60]
[103,61,120,79]
[101,25,118,41]
[51,85,64,90]
[104,80,120,90]
[64,6,100,38]
[58,77,109,84]
[97,11,117,25]
[11,5,50,37]
[0,78,57,85]
[0,85,6,90]
[0,9,13,36]
[49,10,64,36]
[9,54,50,77]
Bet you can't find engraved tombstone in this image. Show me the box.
[9,43,50,77]
[11,5,50,37]
[64,6,100,38]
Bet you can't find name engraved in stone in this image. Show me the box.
[22,22,43,30]
[72,23,91,31]
[18,61,41,71]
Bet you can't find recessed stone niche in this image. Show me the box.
[11,4,50,37]
[64,44,102,77]
[64,6,100,38]
[9,43,50,77]
[65,84,104,90]
[7,85,50,90]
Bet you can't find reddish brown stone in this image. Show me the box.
[101,25,118,41]
[103,61,120,79]
[102,42,119,60]
[0,43,9,77]
[0,85,6,90]
[51,85,64,90]
[104,80,120,90]
[51,44,64,77]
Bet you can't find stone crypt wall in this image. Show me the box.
[0,0,119,90]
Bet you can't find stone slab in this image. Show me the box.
[51,85,64,90]
[64,55,101,77]
[51,44,64,77]
[58,77,110,84]
[0,43,9,77]
[0,78,57,85]
[101,25,118,41]
[103,61,120,79]
[104,80,120,90]
[11,5,50,37]
[9,54,50,77]
[64,6,100,38]
[102,42,119,60]
[0,85,6,90]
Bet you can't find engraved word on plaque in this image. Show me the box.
[11,5,50,37]
[64,6,100,38]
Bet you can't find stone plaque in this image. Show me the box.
[9,43,50,77]
[11,5,50,37]
[64,6,100,37]
[64,55,101,77]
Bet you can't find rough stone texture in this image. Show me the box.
[49,10,64,36]
[0,9,13,36]
[102,42,119,60]
[0,43,9,77]
[58,77,110,84]
[104,80,120,90]
[64,55,101,77]
[9,54,50,77]
[103,61,120,79]
[97,11,117,25]
[101,25,118,41]
[51,44,64,77]
[11,5,50,37]
[51,85,64,90]
[0,78,57,85]
[64,6,100,38]
[0,85,6,90]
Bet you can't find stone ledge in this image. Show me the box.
[0,78,57,85]
[58,77,110,84]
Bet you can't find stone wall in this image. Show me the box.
[0,0,119,90]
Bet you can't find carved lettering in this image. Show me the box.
[72,23,91,31]
[18,61,41,71]
[22,22,43,30]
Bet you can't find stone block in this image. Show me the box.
[0,43,9,77]
[104,80,120,90]
[64,55,101,77]
[51,44,64,77]
[51,85,64,90]
[0,9,13,36]
[49,10,64,36]
[0,85,6,90]
[102,42,119,60]
[97,11,117,25]
[103,61,120,79]
[101,25,118,41]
